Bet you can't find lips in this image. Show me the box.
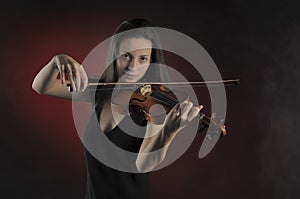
[123,72,138,78]
[125,72,138,76]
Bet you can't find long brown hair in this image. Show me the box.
[95,18,170,116]
[103,18,170,82]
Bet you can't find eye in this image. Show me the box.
[140,56,150,62]
[120,53,131,62]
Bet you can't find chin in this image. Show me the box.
[119,77,139,83]
[119,75,142,83]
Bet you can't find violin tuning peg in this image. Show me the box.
[206,134,212,140]
[211,113,216,119]
[220,119,225,125]
[205,129,224,140]
[199,112,205,119]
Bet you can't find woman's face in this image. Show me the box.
[116,38,152,82]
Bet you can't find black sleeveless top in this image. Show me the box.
[83,113,150,199]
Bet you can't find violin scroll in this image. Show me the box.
[198,113,227,139]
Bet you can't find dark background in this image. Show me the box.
[1,0,300,198]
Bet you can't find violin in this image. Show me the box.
[68,79,239,137]
[111,83,228,137]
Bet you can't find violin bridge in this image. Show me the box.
[140,84,152,96]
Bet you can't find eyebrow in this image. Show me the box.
[120,51,151,57]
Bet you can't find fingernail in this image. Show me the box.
[198,105,204,109]
[185,96,190,102]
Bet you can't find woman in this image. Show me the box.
[32,18,202,199]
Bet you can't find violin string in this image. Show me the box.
[150,88,178,107]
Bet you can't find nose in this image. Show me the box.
[128,58,139,69]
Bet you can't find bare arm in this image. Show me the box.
[136,101,203,172]
[32,54,90,101]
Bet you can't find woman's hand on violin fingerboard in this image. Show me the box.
[55,54,88,92]
[164,100,203,135]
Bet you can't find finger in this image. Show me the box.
[55,56,64,85]
[164,103,181,129]
[171,103,181,116]
[68,73,76,92]
[181,101,193,119]
[75,69,81,92]
[61,64,66,85]
[187,106,202,122]
[179,100,188,113]
[199,105,204,110]
[68,61,81,91]
[166,103,180,122]
[67,64,76,92]
[79,65,88,91]
[56,55,66,86]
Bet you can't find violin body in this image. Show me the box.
[112,84,187,125]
